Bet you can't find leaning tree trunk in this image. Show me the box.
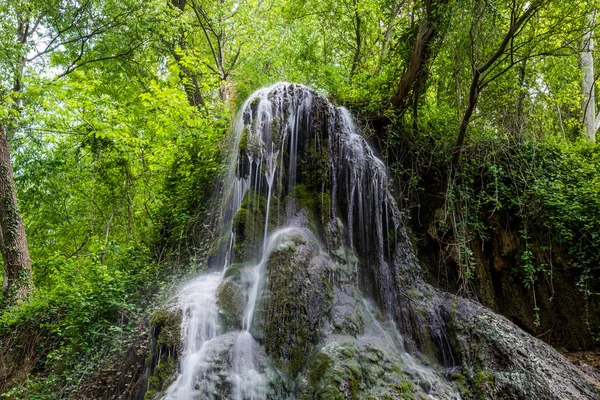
[389,0,449,114]
[0,125,33,302]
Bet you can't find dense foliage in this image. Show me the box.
[0,0,599,397]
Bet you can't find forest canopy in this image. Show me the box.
[1,0,600,397]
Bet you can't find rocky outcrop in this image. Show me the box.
[418,205,600,352]
[445,294,598,399]
[216,277,245,331]
[144,306,182,399]
[259,229,332,375]
[152,83,599,399]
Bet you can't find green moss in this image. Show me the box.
[473,370,495,399]
[263,243,311,375]
[298,138,331,192]
[150,308,181,348]
[223,262,247,281]
[208,233,227,257]
[232,192,267,262]
[250,97,261,109]
[415,325,438,365]
[232,190,281,262]
[238,128,248,153]
[451,372,473,398]
[311,343,362,399]
[216,277,244,331]
[340,345,357,359]
[340,313,361,336]
[288,184,331,233]
[309,352,334,386]
[270,117,282,148]
[145,356,177,399]
[145,308,182,399]
[448,368,494,399]
[301,339,422,400]
[392,379,415,399]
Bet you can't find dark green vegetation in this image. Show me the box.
[0,0,599,398]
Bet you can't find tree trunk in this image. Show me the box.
[389,0,449,114]
[379,0,401,65]
[451,1,543,165]
[452,69,480,166]
[350,0,362,79]
[582,12,597,142]
[170,0,207,109]
[515,58,528,141]
[0,125,33,302]
[175,53,207,109]
[1,227,7,293]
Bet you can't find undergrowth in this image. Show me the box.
[389,117,600,335]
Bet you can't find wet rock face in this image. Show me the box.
[159,83,598,400]
[216,277,245,331]
[258,229,333,375]
[232,83,598,399]
[329,285,362,336]
[419,209,600,352]
[145,306,183,399]
[295,338,411,400]
[444,295,599,400]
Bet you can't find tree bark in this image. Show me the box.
[170,0,207,109]
[1,227,8,293]
[379,0,402,64]
[515,58,528,141]
[582,12,597,142]
[350,0,362,79]
[389,0,449,114]
[0,125,33,302]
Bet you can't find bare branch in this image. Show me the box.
[57,39,143,79]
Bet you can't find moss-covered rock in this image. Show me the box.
[430,289,599,399]
[216,276,245,331]
[149,307,182,350]
[296,338,419,400]
[286,184,331,234]
[144,307,182,399]
[298,341,362,399]
[215,82,600,400]
[232,192,279,263]
[297,138,331,195]
[238,127,248,153]
[207,232,231,268]
[329,285,363,336]
[223,262,247,281]
[258,229,333,375]
[145,357,177,400]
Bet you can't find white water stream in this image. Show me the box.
[164,84,308,399]
[231,227,298,399]
[164,273,222,399]
[162,83,445,399]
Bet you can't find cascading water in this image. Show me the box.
[231,227,299,400]
[161,82,450,399]
[157,82,599,400]
[164,273,222,399]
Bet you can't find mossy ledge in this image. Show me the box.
[144,307,182,399]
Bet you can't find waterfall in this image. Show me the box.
[161,82,422,399]
[160,82,442,399]
[163,273,222,399]
[155,82,597,400]
[232,227,298,400]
